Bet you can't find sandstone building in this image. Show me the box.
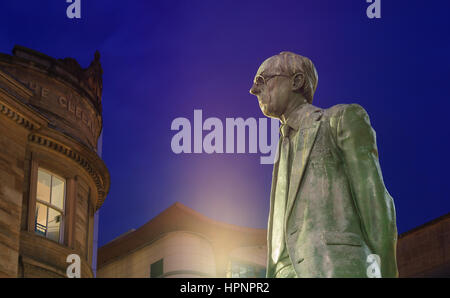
[397,213,449,277]
[0,46,110,277]
[97,202,267,278]
[98,202,449,278]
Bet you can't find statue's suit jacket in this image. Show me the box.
[266,103,398,278]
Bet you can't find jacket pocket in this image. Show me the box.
[323,231,363,247]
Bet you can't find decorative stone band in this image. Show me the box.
[28,133,108,209]
[0,101,37,130]
[161,269,214,278]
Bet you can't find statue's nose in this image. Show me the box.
[249,83,259,95]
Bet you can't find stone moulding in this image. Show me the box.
[0,47,110,211]
[8,45,102,115]
[28,132,108,210]
[0,66,34,99]
[0,101,36,130]
[0,47,104,151]
[0,95,109,210]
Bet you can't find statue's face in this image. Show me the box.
[249,59,292,119]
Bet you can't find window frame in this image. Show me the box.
[34,167,67,244]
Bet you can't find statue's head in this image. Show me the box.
[250,51,318,119]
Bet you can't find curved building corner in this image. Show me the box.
[0,46,110,278]
[97,203,267,278]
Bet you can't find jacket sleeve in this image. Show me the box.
[335,104,398,278]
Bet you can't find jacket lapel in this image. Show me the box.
[285,109,322,225]
[266,104,322,276]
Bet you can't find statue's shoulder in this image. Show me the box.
[322,104,370,133]
[323,103,367,119]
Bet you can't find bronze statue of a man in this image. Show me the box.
[250,52,398,278]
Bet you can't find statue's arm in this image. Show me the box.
[335,104,398,278]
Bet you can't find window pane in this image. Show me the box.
[47,208,62,242]
[150,259,164,278]
[35,202,48,236]
[229,261,265,278]
[247,266,255,277]
[258,268,266,278]
[37,170,51,203]
[51,176,65,210]
[232,262,239,273]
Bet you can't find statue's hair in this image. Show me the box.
[266,51,318,104]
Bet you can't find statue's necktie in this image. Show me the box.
[272,124,291,263]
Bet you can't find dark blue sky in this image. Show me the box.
[1,1,449,246]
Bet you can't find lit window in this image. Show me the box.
[150,259,163,278]
[34,168,66,243]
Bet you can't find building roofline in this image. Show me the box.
[0,45,102,116]
[170,202,266,234]
[399,212,450,239]
[98,202,266,267]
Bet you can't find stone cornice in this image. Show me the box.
[0,49,110,211]
[0,94,109,210]
[0,59,103,149]
[0,87,109,210]
[0,56,110,210]
[0,69,47,130]
[0,46,102,116]
[0,99,38,130]
[0,67,33,98]
[28,132,109,210]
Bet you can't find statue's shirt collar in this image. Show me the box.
[283,103,312,132]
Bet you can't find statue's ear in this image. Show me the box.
[292,73,304,92]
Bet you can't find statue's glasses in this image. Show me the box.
[254,74,291,86]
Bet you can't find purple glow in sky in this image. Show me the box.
[1,0,449,246]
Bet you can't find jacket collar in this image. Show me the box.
[283,103,322,131]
